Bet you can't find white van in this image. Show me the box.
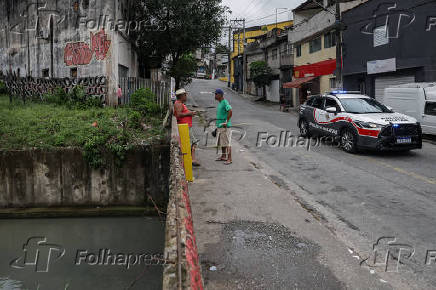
[384,83,436,135]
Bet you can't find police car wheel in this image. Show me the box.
[341,129,357,153]
[299,120,310,137]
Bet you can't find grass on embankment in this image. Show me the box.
[0,91,167,168]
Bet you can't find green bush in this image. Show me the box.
[44,87,68,105]
[127,109,142,129]
[0,81,7,94]
[130,88,161,116]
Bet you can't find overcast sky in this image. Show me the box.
[222,0,306,27]
[218,0,305,46]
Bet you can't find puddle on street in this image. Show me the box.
[0,217,165,290]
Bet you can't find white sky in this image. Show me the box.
[219,0,306,45]
[222,0,306,27]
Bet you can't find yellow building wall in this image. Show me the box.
[293,33,337,94]
[294,39,336,67]
[320,74,336,94]
[230,20,293,85]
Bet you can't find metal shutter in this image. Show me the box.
[375,75,415,103]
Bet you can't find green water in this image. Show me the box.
[0,217,165,290]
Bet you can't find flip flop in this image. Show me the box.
[224,161,232,165]
[192,161,201,167]
[215,158,226,161]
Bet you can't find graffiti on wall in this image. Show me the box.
[64,30,111,66]
[64,42,93,66]
[4,76,108,104]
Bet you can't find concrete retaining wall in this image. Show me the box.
[163,117,204,290]
[0,145,169,208]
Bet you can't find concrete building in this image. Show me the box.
[245,28,293,103]
[230,20,293,92]
[286,0,366,105]
[0,0,140,105]
[342,0,436,102]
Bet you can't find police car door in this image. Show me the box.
[321,97,341,136]
[310,95,325,134]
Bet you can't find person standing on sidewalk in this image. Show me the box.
[174,88,201,167]
[215,88,233,165]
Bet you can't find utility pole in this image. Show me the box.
[228,25,231,88]
[276,8,287,29]
[242,19,246,94]
[230,18,246,92]
[335,0,343,89]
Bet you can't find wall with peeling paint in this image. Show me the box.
[0,0,139,105]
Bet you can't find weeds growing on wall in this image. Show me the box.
[0,88,166,169]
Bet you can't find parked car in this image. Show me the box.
[384,83,436,135]
[298,91,423,153]
[196,71,206,79]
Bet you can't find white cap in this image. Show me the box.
[175,88,186,96]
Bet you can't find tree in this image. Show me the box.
[250,61,273,98]
[215,43,229,54]
[133,0,228,88]
[168,53,197,87]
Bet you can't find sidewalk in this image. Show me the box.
[188,120,391,289]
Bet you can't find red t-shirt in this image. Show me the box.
[174,100,192,127]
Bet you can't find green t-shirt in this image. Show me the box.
[216,99,232,128]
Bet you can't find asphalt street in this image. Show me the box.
[187,79,436,289]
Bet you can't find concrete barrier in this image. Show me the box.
[163,116,204,290]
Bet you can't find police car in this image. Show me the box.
[298,91,423,153]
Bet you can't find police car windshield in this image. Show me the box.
[339,98,392,114]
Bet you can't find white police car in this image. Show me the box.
[298,91,423,153]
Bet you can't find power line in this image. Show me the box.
[245,1,275,22]
[245,9,290,24]
[243,0,260,16]
[243,0,268,19]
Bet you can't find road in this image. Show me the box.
[187,79,436,289]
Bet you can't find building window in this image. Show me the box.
[324,31,336,48]
[70,68,78,78]
[374,25,389,47]
[296,44,302,57]
[309,37,322,53]
[329,77,336,89]
[42,69,49,78]
[272,48,278,60]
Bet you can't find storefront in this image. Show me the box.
[283,59,336,104]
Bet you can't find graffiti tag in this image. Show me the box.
[64,30,111,66]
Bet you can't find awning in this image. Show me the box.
[282,76,316,88]
[293,59,337,78]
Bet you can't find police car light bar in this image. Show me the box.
[329,90,362,95]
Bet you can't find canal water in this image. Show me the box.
[0,217,165,290]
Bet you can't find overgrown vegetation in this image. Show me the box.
[43,86,103,109]
[0,87,166,169]
[0,81,6,94]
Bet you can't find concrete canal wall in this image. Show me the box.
[163,117,204,290]
[0,145,169,208]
